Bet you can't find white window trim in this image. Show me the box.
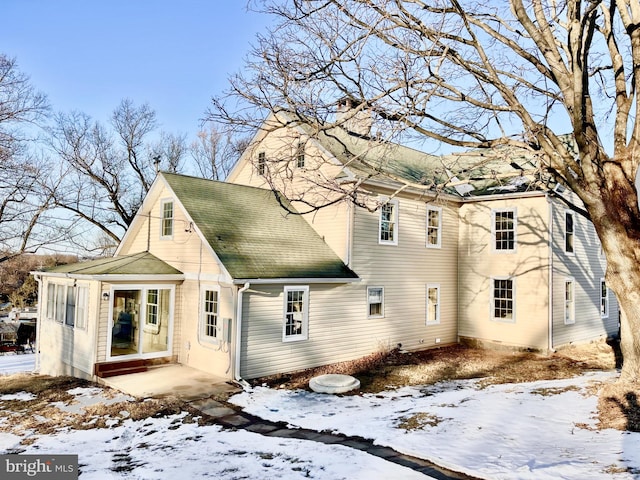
[491,276,516,323]
[491,208,517,253]
[378,198,399,246]
[426,283,440,325]
[426,205,442,249]
[367,286,385,319]
[564,277,575,325]
[199,285,221,344]
[282,285,309,342]
[600,278,609,319]
[564,210,575,255]
[160,198,174,240]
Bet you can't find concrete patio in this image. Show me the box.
[100,364,240,401]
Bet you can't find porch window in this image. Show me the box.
[46,282,89,330]
[367,287,384,318]
[426,206,442,248]
[600,279,609,318]
[283,286,309,342]
[146,289,159,333]
[564,278,575,325]
[492,277,515,322]
[379,199,398,245]
[161,200,174,238]
[492,208,516,252]
[201,287,219,341]
[426,284,440,325]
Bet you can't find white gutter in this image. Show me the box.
[41,272,185,282]
[234,282,251,383]
[232,277,360,285]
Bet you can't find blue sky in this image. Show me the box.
[2,0,271,139]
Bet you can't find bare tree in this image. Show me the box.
[189,125,245,180]
[208,0,640,381]
[47,99,188,244]
[0,54,54,262]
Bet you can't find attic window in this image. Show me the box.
[257,151,266,175]
[161,199,174,239]
[296,143,305,168]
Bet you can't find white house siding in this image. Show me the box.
[38,278,100,379]
[240,283,367,379]
[228,126,351,262]
[458,195,551,350]
[177,279,236,379]
[350,193,460,351]
[549,195,619,347]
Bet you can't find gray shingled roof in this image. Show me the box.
[162,173,358,281]
[297,121,547,196]
[44,251,183,276]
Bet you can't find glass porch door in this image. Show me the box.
[110,286,173,359]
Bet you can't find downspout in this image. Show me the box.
[33,274,42,373]
[234,282,251,386]
[547,194,554,352]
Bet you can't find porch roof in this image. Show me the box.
[42,251,183,277]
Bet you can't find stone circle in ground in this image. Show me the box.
[309,374,360,394]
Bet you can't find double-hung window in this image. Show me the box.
[492,277,515,322]
[564,278,575,325]
[145,289,160,333]
[492,208,516,252]
[426,206,442,248]
[379,199,399,245]
[201,287,219,342]
[257,151,266,175]
[296,143,305,168]
[367,287,384,318]
[161,200,174,239]
[283,286,309,341]
[600,279,609,318]
[565,211,575,254]
[426,284,440,325]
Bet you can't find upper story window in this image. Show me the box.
[426,205,442,248]
[161,200,174,239]
[296,143,305,168]
[565,210,575,254]
[379,199,399,245]
[492,208,516,252]
[367,286,384,318]
[283,286,309,342]
[257,151,266,175]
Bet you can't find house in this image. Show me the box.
[32,111,619,383]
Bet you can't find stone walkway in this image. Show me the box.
[190,397,480,480]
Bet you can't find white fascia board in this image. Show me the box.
[37,272,185,282]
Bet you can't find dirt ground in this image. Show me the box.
[251,339,640,432]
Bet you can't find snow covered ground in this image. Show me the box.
[1,353,639,479]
